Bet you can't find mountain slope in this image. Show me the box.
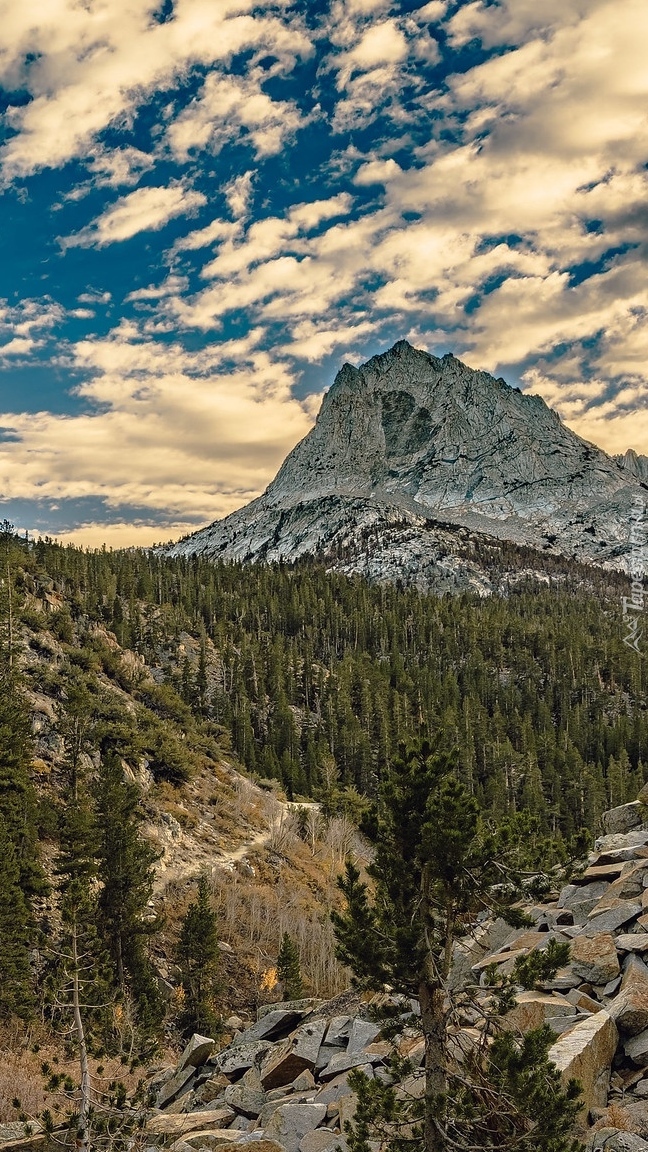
[170,341,647,585]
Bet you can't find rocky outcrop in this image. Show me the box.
[131,794,648,1152]
[169,341,648,589]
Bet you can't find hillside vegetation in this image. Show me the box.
[0,527,646,1112]
[22,532,647,840]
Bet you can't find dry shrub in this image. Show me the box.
[211,867,348,998]
[591,1102,638,1133]
[0,1027,49,1123]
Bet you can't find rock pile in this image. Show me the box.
[145,994,387,1152]
[144,791,648,1152]
[464,791,648,1149]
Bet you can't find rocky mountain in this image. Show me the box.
[170,341,648,590]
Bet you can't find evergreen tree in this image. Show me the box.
[177,875,220,1034]
[0,670,44,897]
[96,751,163,1031]
[0,816,34,1020]
[331,738,582,1152]
[277,932,303,1000]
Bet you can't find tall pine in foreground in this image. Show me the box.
[96,750,163,1034]
[332,738,583,1152]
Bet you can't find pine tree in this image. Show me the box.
[0,816,34,1020]
[0,670,44,897]
[96,751,163,1031]
[331,738,582,1152]
[277,932,303,1000]
[177,875,220,1035]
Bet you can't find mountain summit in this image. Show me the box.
[170,341,647,590]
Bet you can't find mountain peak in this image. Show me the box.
[169,341,647,584]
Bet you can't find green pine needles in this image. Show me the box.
[177,874,221,1035]
[332,738,583,1152]
[277,932,303,1001]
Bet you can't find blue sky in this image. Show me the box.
[0,0,647,546]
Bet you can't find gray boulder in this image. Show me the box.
[265,1103,328,1152]
[603,803,645,836]
[588,1132,648,1151]
[179,1034,217,1071]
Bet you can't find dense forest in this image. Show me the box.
[0,522,645,1108]
[14,530,647,845]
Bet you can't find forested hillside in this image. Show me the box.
[16,530,646,845]
[0,523,646,1138]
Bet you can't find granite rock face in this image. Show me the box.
[170,341,648,589]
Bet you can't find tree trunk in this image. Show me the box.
[419,978,447,1152]
[72,918,91,1152]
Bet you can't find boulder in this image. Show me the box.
[182,1133,244,1150]
[576,904,641,937]
[625,1029,648,1066]
[214,1041,274,1079]
[347,1020,381,1052]
[610,985,648,1036]
[238,1010,306,1046]
[570,934,620,984]
[179,1033,217,1071]
[603,803,645,836]
[300,1130,344,1152]
[264,1103,328,1152]
[261,1020,328,1089]
[147,1111,237,1135]
[315,1070,372,1105]
[595,831,648,853]
[587,1131,648,1151]
[257,1000,324,1020]
[559,882,610,908]
[224,1084,267,1119]
[566,988,601,1013]
[157,1065,196,1108]
[318,1051,375,1081]
[597,862,648,902]
[500,991,577,1034]
[292,1071,316,1092]
[582,863,627,882]
[548,1010,618,1118]
[323,1017,352,1046]
[617,936,648,953]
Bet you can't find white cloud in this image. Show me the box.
[0,337,37,357]
[224,170,255,219]
[0,324,315,520]
[126,275,189,302]
[78,290,112,304]
[167,71,306,161]
[88,145,156,188]
[334,20,408,88]
[63,184,207,248]
[0,0,313,182]
[0,298,65,359]
[353,157,402,185]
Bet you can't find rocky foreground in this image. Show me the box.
[117,790,648,1152]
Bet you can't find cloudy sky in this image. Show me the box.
[0,0,647,546]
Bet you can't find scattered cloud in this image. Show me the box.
[0,0,313,182]
[62,184,207,248]
[224,170,255,220]
[0,324,315,519]
[167,71,307,162]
